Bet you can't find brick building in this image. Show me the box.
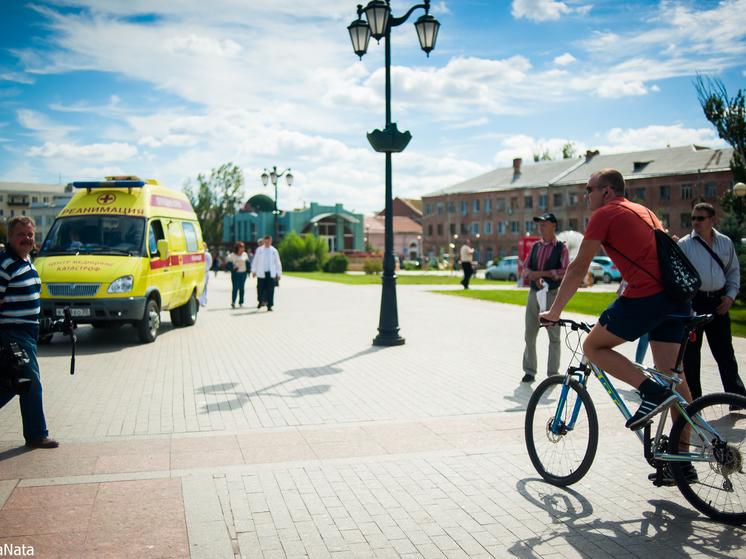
[422,145,735,265]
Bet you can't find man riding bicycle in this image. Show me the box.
[539,169,692,431]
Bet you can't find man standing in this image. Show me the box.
[0,216,58,448]
[540,169,692,431]
[678,202,744,400]
[460,239,474,289]
[522,213,569,382]
[251,235,282,311]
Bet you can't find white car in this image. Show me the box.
[485,256,519,281]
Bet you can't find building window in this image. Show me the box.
[0,210,3,216]
[46,215,54,226]
[525,220,532,234]
[437,203,444,214]
[485,199,492,213]
[0,196,3,201]
[584,217,590,230]
[460,223,469,235]
[681,213,692,229]
[472,222,480,235]
[556,219,562,232]
[497,222,505,235]
[484,222,492,235]
[553,193,563,207]
[568,218,578,231]
[660,214,669,230]
[426,203,432,215]
[473,200,480,213]
[437,224,443,235]
[43,197,49,203]
[448,202,455,213]
[510,221,519,234]
[250,223,257,241]
[568,192,578,206]
[681,184,692,200]
[278,224,286,239]
[486,248,493,263]
[460,201,467,215]
[496,198,506,211]
[635,187,646,201]
[525,196,533,209]
[450,224,456,235]
[660,185,670,201]
[32,196,38,203]
[510,197,519,210]
[499,248,506,258]
[428,224,433,236]
[704,182,717,198]
[538,195,547,210]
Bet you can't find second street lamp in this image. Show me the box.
[261,166,293,243]
[347,0,440,347]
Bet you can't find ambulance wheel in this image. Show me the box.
[137,299,160,343]
[180,292,198,326]
[170,308,184,327]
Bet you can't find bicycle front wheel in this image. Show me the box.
[525,375,599,486]
[668,392,746,525]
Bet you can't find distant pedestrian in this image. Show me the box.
[678,202,745,400]
[211,250,220,277]
[460,239,474,289]
[198,242,212,307]
[251,235,282,311]
[229,242,249,308]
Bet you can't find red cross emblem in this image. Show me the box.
[97,193,116,205]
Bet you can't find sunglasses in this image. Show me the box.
[584,185,608,194]
[691,215,712,222]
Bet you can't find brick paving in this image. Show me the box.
[0,272,744,558]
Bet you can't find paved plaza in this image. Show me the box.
[0,272,744,558]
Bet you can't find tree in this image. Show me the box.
[561,141,576,159]
[183,163,245,243]
[694,73,746,183]
[532,148,552,162]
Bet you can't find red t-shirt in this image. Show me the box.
[584,198,663,298]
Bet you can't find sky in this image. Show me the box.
[1,0,744,215]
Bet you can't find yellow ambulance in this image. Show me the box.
[35,177,206,343]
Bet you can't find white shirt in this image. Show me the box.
[251,245,282,278]
[678,228,740,299]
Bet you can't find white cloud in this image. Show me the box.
[0,71,35,84]
[27,141,138,161]
[164,35,241,58]
[17,109,78,142]
[512,0,572,22]
[554,53,576,66]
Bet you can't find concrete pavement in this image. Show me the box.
[0,271,744,558]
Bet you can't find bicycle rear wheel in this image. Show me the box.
[668,392,746,525]
[525,375,599,486]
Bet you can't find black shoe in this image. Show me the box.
[648,463,698,486]
[267,306,273,311]
[626,381,678,430]
[231,303,235,308]
[257,302,264,309]
[521,374,535,383]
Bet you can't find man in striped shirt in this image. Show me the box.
[521,213,570,382]
[0,216,58,448]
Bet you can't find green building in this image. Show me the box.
[224,202,364,252]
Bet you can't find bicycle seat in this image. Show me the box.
[663,314,714,331]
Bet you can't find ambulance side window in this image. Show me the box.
[182,222,199,252]
[148,220,165,257]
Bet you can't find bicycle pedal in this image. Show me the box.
[631,419,654,431]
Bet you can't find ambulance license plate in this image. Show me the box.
[57,308,90,317]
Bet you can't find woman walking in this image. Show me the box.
[229,241,249,308]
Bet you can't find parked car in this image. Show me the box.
[588,261,605,282]
[592,256,621,283]
[485,256,519,281]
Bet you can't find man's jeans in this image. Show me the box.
[523,288,561,377]
[257,272,276,307]
[0,327,49,441]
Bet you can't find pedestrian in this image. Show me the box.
[678,202,744,400]
[460,239,475,289]
[0,216,59,448]
[198,242,212,307]
[540,169,693,435]
[521,213,570,382]
[229,242,249,308]
[211,250,220,277]
[251,235,282,311]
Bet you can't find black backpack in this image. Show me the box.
[607,206,701,304]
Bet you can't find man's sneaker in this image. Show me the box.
[626,380,678,430]
[648,463,698,486]
[521,374,535,383]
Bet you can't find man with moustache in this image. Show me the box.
[0,216,58,448]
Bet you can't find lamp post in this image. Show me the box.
[261,166,293,243]
[348,0,440,346]
[735,182,746,223]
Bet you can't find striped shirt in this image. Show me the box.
[0,247,41,329]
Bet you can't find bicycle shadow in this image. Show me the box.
[513,478,742,557]
[197,346,385,414]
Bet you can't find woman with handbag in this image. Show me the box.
[228,242,249,308]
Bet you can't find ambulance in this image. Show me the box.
[35,177,206,344]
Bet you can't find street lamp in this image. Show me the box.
[734,182,746,222]
[475,233,480,266]
[348,0,440,347]
[261,166,293,243]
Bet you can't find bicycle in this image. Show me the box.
[524,314,746,525]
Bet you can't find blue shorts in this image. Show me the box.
[599,291,692,343]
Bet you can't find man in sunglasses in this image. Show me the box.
[540,169,692,432]
[677,202,744,400]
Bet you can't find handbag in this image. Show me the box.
[606,206,701,304]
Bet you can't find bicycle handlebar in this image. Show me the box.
[540,317,593,333]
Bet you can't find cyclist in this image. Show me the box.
[539,169,692,431]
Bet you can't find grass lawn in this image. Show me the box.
[284,271,506,286]
[433,289,746,338]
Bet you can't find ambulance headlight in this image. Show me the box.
[107,275,134,293]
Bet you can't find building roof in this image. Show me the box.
[401,198,423,215]
[364,215,422,234]
[425,145,735,197]
[0,182,70,194]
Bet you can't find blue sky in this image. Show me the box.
[1,0,744,214]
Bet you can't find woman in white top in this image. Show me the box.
[198,242,212,307]
[229,241,249,308]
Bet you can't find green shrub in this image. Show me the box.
[299,255,320,271]
[402,260,421,271]
[363,259,383,274]
[323,253,349,273]
[278,231,328,271]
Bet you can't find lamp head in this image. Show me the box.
[414,13,440,56]
[734,182,746,198]
[261,170,269,186]
[286,170,293,186]
[348,5,371,59]
[364,0,390,42]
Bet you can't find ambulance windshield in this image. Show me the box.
[40,216,146,256]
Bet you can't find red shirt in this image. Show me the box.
[584,198,663,298]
